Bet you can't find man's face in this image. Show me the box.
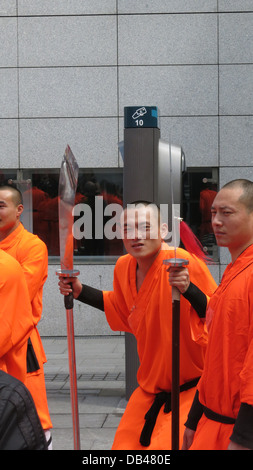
[121,205,166,260]
[211,187,253,253]
[0,189,23,236]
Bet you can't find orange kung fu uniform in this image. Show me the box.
[0,223,52,430]
[0,249,34,384]
[103,244,217,450]
[188,245,253,450]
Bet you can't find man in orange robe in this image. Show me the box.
[59,202,217,449]
[182,179,253,450]
[0,249,33,384]
[0,185,52,447]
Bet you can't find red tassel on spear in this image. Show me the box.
[180,220,213,264]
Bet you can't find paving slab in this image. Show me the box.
[42,336,126,450]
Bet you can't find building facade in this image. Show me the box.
[1,0,253,335]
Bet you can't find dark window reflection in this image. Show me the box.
[0,171,17,185]
[30,170,124,259]
[1,168,218,262]
[182,169,218,261]
[31,173,59,256]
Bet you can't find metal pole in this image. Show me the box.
[56,270,80,450]
[163,258,189,450]
[65,291,80,450]
[171,286,181,450]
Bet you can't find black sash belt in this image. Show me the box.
[203,405,236,425]
[27,338,40,373]
[139,377,200,447]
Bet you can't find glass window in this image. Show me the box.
[0,170,17,185]
[182,168,218,261]
[0,168,218,263]
[24,169,124,263]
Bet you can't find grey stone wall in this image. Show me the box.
[0,1,252,335]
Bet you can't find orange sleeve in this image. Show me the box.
[103,258,132,333]
[239,278,253,406]
[183,252,217,346]
[0,251,34,380]
[17,234,48,304]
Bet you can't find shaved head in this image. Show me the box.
[222,179,253,213]
[0,184,23,206]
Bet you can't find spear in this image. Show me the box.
[56,145,80,450]
[163,143,189,450]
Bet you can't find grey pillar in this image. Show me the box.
[122,106,184,400]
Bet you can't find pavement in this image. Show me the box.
[42,335,127,451]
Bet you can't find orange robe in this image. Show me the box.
[190,245,253,450]
[103,244,217,449]
[0,223,52,430]
[0,249,34,384]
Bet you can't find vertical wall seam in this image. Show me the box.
[16,0,20,169]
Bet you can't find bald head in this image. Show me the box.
[0,185,23,206]
[0,185,24,240]
[221,179,253,213]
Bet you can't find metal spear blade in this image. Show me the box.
[56,145,80,450]
[58,145,79,272]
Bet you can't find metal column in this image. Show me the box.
[122,106,184,400]
[123,107,160,400]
